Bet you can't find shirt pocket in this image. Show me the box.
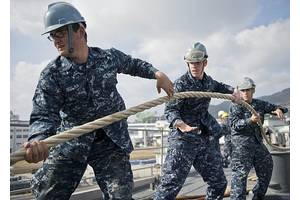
[91,72,118,97]
[64,81,89,104]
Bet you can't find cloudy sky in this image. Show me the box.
[10,0,290,120]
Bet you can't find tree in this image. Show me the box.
[135,111,157,123]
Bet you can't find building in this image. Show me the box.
[128,121,169,147]
[10,111,29,153]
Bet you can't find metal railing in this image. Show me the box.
[10,126,171,197]
[128,126,170,175]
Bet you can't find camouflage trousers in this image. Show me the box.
[31,134,133,200]
[154,136,227,200]
[230,138,273,200]
[222,136,232,168]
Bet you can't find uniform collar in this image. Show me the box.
[59,47,97,72]
[84,47,108,69]
[187,70,207,83]
[86,47,97,68]
[56,56,71,72]
[58,47,109,72]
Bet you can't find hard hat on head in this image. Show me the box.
[237,77,256,90]
[184,42,208,63]
[222,112,229,118]
[42,2,85,35]
[218,110,225,118]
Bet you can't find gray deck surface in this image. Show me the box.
[11,167,289,200]
[133,168,290,200]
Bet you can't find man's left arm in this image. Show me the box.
[213,80,234,94]
[263,101,288,120]
[112,48,173,96]
[213,80,240,102]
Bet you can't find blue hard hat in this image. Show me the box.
[42,2,85,35]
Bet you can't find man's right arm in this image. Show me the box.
[164,83,183,127]
[25,67,63,163]
[164,81,197,132]
[28,67,63,141]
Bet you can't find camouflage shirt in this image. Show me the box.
[165,71,234,141]
[229,99,288,141]
[29,47,158,153]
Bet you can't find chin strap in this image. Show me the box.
[67,24,74,54]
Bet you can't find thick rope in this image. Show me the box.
[10,91,289,166]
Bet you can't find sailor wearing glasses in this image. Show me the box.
[23,2,174,199]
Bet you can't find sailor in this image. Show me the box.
[154,42,240,200]
[229,77,288,200]
[22,2,173,199]
[218,111,232,168]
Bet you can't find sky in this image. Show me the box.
[10,0,291,121]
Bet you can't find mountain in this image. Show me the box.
[259,88,290,105]
[208,88,290,118]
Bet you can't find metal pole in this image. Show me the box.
[160,128,164,175]
[151,166,153,176]
[143,129,148,147]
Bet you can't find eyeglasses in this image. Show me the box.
[47,27,67,41]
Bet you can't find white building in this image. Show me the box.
[128,121,169,147]
[9,116,171,152]
[10,111,29,153]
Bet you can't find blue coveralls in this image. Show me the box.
[154,71,234,200]
[29,47,158,200]
[229,99,288,200]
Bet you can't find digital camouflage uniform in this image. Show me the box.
[29,47,159,200]
[154,71,234,200]
[220,118,232,168]
[229,99,288,200]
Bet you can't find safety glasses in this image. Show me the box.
[47,27,68,41]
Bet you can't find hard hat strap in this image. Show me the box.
[67,24,74,54]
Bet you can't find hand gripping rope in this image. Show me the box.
[10,91,289,167]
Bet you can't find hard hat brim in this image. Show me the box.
[41,20,85,35]
[184,57,206,63]
[238,85,255,90]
